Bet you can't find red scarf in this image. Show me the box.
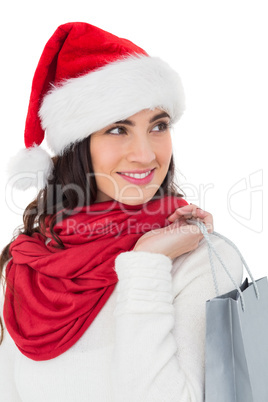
[4,196,187,361]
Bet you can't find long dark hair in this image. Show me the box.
[0,134,183,343]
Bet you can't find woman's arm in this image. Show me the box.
[111,235,243,402]
[0,288,22,401]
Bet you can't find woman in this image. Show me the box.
[0,22,242,401]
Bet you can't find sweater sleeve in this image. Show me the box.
[0,288,23,401]
[111,235,243,402]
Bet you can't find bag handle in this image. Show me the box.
[187,219,260,311]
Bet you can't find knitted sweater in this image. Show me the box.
[0,235,243,402]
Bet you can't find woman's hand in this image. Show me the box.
[133,204,213,259]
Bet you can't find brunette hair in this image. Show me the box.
[0,134,183,343]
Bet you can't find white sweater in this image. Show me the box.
[0,235,243,402]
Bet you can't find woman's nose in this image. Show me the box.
[126,135,155,164]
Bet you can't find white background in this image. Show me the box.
[0,0,267,280]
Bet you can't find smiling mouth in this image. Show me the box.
[117,169,154,179]
[118,170,153,179]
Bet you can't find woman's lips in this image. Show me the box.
[117,169,155,185]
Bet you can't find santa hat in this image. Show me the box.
[7,22,185,190]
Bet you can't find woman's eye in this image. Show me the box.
[106,126,126,135]
[151,122,170,132]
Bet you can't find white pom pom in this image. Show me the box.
[6,145,54,190]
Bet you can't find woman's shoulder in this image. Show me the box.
[171,234,244,300]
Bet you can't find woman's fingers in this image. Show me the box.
[167,204,214,233]
[167,204,203,221]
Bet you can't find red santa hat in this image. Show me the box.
[8,22,185,190]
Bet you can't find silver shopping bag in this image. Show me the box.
[205,276,268,402]
[190,221,268,402]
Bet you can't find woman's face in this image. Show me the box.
[90,108,173,205]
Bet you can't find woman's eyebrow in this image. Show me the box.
[114,112,170,126]
[149,112,170,123]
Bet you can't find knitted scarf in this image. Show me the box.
[4,195,187,361]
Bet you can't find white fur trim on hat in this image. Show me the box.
[39,54,185,155]
[7,145,53,190]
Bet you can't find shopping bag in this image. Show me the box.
[205,276,268,402]
[189,221,268,402]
